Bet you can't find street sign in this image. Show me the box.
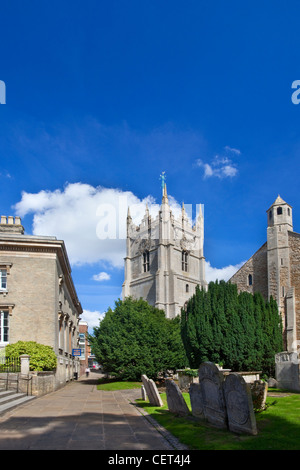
[72,349,81,356]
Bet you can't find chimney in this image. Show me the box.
[0,216,25,234]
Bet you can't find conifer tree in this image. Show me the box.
[180,281,283,376]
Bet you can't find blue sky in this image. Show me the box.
[1,1,300,330]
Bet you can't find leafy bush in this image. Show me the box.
[5,341,57,371]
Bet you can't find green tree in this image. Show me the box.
[5,341,57,371]
[89,297,187,381]
[180,281,283,376]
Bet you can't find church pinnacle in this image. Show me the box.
[162,182,168,203]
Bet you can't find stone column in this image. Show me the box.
[20,354,30,375]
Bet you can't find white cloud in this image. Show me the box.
[13,182,183,268]
[205,260,245,283]
[81,309,105,329]
[92,272,111,282]
[13,181,244,286]
[224,146,241,155]
[196,146,240,179]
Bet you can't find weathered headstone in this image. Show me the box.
[275,352,300,392]
[141,374,163,407]
[223,373,257,435]
[189,383,204,419]
[165,379,190,416]
[141,384,147,400]
[250,380,268,411]
[198,362,227,429]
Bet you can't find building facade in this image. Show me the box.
[78,320,92,376]
[0,215,83,387]
[122,185,207,318]
[230,196,300,353]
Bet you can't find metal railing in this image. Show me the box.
[0,357,21,392]
[0,356,21,373]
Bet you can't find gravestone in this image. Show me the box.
[223,373,257,435]
[275,352,300,392]
[141,374,163,407]
[189,383,204,419]
[165,379,190,416]
[198,362,227,429]
[250,380,268,411]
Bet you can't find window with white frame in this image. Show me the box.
[0,310,9,343]
[0,269,7,291]
[79,333,86,359]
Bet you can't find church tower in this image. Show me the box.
[267,195,297,351]
[122,184,207,318]
[267,195,293,306]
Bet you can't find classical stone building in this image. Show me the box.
[230,196,300,353]
[122,185,207,318]
[0,215,82,388]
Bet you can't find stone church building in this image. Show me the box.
[230,195,300,353]
[122,185,207,318]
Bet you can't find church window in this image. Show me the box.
[248,274,253,286]
[277,207,282,215]
[288,208,291,216]
[182,251,188,272]
[143,251,150,272]
[186,284,189,293]
[269,210,272,220]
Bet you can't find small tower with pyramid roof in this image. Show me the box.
[267,195,293,231]
[266,195,297,350]
[231,194,299,353]
[122,181,207,318]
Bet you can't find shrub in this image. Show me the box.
[5,341,57,371]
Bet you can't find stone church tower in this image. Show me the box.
[122,184,207,318]
[230,195,300,353]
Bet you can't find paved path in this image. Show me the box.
[0,372,186,450]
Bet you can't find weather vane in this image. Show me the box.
[159,171,166,194]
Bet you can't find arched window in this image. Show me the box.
[277,207,282,215]
[143,251,150,272]
[182,251,188,272]
[186,284,189,293]
[248,274,253,286]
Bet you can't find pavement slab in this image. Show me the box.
[0,371,187,451]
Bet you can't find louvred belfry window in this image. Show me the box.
[143,251,150,272]
[182,251,188,272]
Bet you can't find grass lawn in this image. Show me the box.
[137,391,300,450]
[97,379,142,391]
[96,379,300,450]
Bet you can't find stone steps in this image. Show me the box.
[0,389,36,416]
